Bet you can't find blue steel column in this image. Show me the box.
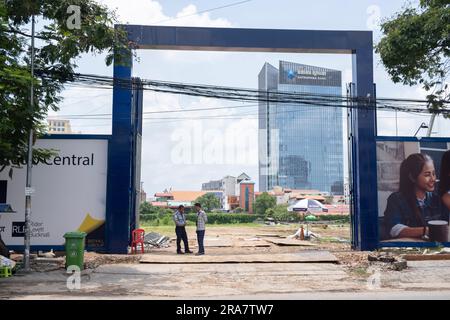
[352,42,378,250]
[106,51,133,254]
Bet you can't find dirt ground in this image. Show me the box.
[3,223,449,299]
[143,223,372,273]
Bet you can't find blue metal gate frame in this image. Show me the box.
[107,25,377,253]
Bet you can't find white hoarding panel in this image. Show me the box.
[0,138,108,248]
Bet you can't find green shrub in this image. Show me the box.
[316,214,350,223]
[139,212,349,225]
[140,213,265,225]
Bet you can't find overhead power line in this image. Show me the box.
[33,70,450,116]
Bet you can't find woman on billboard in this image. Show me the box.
[384,153,448,240]
[439,150,450,211]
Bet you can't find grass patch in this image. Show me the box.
[141,223,264,237]
[351,266,370,278]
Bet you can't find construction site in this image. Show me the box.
[1,0,450,303]
[2,222,450,299]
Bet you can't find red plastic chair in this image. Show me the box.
[131,229,145,254]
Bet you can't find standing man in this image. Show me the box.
[173,205,193,254]
[194,202,207,255]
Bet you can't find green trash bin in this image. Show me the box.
[63,231,86,270]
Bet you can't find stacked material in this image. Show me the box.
[144,232,170,248]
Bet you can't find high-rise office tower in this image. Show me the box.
[258,61,344,194]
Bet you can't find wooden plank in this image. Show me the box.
[199,239,233,247]
[234,238,271,247]
[403,254,450,261]
[194,239,271,248]
[236,242,271,247]
[262,238,317,246]
[381,238,427,243]
[140,251,338,264]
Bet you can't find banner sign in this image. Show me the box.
[0,138,108,249]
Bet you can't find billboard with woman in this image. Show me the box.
[377,139,450,244]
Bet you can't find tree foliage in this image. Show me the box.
[0,0,129,174]
[254,192,276,215]
[375,0,450,115]
[194,193,221,212]
[139,201,172,216]
[265,204,294,222]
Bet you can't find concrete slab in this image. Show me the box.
[255,234,284,238]
[95,262,343,275]
[139,251,338,264]
[262,238,317,246]
[6,260,450,299]
[377,260,450,291]
[403,254,450,261]
[235,242,271,247]
[0,262,359,299]
[197,238,233,247]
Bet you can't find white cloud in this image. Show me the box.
[53,0,250,194]
[171,4,233,28]
[98,0,167,25]
[99,0,233,27]
[139,92,258,194]
[99,1,235,63]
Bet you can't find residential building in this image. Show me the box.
[47,119,73,134]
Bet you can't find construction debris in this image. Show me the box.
[391,259,408,271]
[32,257,64,272]
[84,252,141,269]
[368,252,407,271]
[0,255,16,269]
[144,232,170,248]
[10,255,64,272]
[289,226,319,240]
[368,253,396,263]
[38,249,56,258]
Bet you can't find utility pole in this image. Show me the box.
[23,15,36,272]
[426,114,436,137]
[395,109,398,136]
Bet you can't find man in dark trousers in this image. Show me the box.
[194,202,208,255]
[172,205,193,254]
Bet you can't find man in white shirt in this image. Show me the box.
[194,202,207,255]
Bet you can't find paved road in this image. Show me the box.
[212,290,450,300]
[2,260,450,299]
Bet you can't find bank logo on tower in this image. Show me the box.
[287,69,296,80]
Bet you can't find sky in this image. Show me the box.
[46,0,450,196]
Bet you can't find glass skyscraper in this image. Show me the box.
[258,61,344,194]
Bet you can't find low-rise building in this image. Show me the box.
[255,186,349,215]
[151,190,223,210]
[201,172,252,211]
[47,119,72,134]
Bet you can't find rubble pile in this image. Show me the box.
[84,252,141,269]
[368,252,407,271]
